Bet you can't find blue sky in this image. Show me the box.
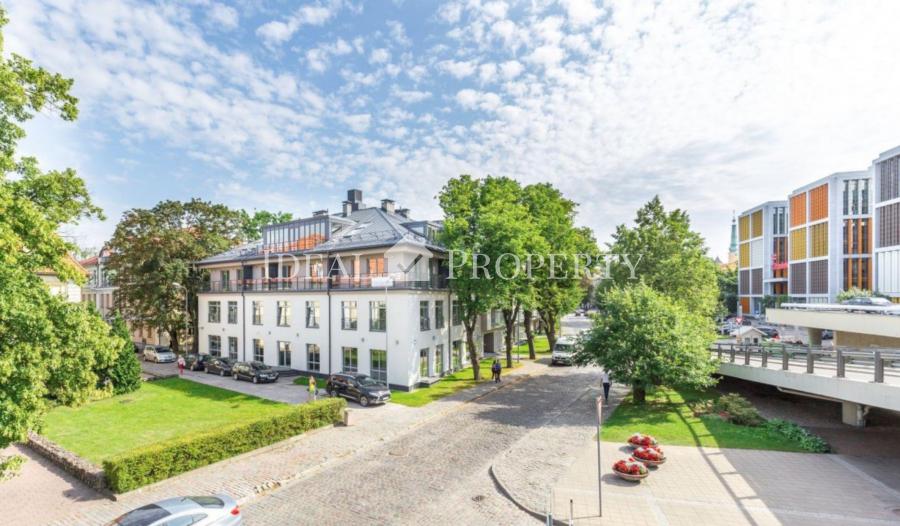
[7,0,900,259]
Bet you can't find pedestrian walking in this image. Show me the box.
[492,359,502,383]
[601,370,611,404]
[177,354,185,376]
[308,375,317,402]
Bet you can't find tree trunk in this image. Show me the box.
[540,311,558,352]
[502,304,519,369]
[465,321,480,381]
[523,310,536,359]
[169,328,180,354]
[633,386,646,404]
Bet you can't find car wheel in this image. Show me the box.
[232,373,238,381]
[359,395,370,407]
[220,370,225,377]
[252,376,258,384]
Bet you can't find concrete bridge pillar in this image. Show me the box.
[808,328,823,346]
[842,401,867,428]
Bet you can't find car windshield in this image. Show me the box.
[108,504,170,526]
[357,377,384,387]
[554,344,575,353]
[250,362,270,370]
[156,348,172,354]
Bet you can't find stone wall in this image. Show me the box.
[26,432,107,491]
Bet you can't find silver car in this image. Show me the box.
[106,495,241,526]
[143,346,177,363]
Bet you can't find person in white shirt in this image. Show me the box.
[601,371,611,404]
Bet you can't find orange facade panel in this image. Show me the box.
[740,297,750,315]
[809,184,829,222]
[790,193,807,226]
[739,242,750,268]
[738,214,750,241]
[751,210,763,238]
[810,222,828,258]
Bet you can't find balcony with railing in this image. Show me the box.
[200,274,449,293]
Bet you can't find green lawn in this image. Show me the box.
[513,335,551,355]
[41,378,293,463]
[390,358,521,407]
[601,387,809,452]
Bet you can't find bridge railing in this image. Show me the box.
[709,343,900,384]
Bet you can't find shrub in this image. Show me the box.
[0,454,25,481]
[103,397,345,492]
[103,315,142,395]
[713,393,764,426]
[764,419,830,453]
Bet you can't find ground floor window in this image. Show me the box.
[307,343,320,371]
[228,336,238,360]
[253,339,264,362]
[371,349,387,382]
[209,335,221,357]
[452,340,463,369]
[342,346,358,373]
[278,341,291,367]
[420,347,429,377]
[435,344,444,376]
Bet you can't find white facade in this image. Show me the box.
[872,146,900,299]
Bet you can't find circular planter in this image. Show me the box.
[637,457,666,467]
[614,470,649,482]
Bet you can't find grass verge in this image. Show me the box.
[601,387,814,452]
[390,358,521,407]
[41,378,293,464]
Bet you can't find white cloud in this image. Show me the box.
[370,48,391,64]
[392,86,432,103]
[437,2,463,24]
[386,20,411,46]
[257,2,343,46]
[207,3,239,30]
[559,0,603,27]
[438,59,477,78]
[498,60,523,79]
[342,113,372,133]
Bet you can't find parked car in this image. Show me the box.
[185,353,217,372]
[205,357,236,376]
[232,361,279,384]
[326,373,390,407]
[106,494,241,526]
[821,329,834,340]
[757,326,779,339]
[551,336,577,366]
[143,346,176,363]
[841,296,893,307]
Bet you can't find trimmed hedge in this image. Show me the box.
[103,397,345,492]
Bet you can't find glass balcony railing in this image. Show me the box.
[200,275,448,293]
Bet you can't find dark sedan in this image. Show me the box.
[185,353,217,372]
[205,357,236,376]
[232,361,279,384]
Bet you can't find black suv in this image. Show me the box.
[184,353,217,372]
[232,361,279,384]
[204,357,236,376]
[326,373,390,407]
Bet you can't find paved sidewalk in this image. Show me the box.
[43,359,542,526]
[551,441,900,525]
[141,361,312,404]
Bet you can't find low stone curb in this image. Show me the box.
[26,433,109,494]
[489,381,628,524]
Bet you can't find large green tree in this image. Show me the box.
[522,183,597,352]
[574,283,717,403]
[0,7,124,453]
[716,266,738,316]
[605,196,719,319]
[107,200,243,353]
[239,209,293,241]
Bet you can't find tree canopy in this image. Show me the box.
[574,283,717,403]
[0,7,126,451]
[107,199,244,352]
[604,196,719,319]
[239,209,293,241]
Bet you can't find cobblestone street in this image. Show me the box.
[241,365,603,525]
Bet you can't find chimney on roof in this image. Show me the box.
[347,188,362,208]
[313,209,328,217]
[342,201,353,217]
[381,199,396,214]
[396,207,410,218]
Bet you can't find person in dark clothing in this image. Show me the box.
[601,370,611,403]
[491,359,502,383]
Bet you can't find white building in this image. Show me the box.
[195,190,507,391]
[736,201,788,316]
[872,146,900,300]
